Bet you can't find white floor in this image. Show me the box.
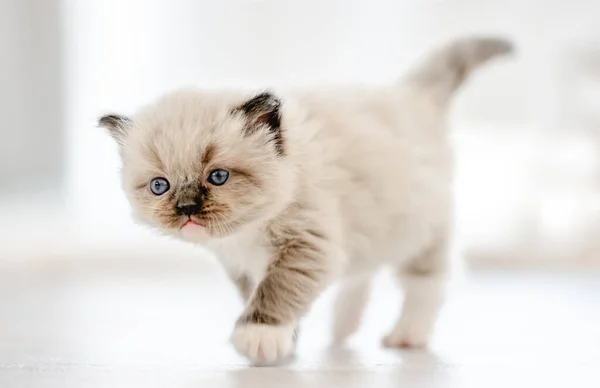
[0,260,599,388]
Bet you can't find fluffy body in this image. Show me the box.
[100,37,513,365]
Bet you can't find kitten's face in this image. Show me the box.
[100,89,295,243]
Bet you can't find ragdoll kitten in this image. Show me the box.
[99,36,512,365]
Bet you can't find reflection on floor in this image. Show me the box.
[0,262,599,388]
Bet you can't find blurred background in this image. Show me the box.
[2,0,600,269]
[1,0,600,385]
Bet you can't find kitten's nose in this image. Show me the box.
[176,203,201,216]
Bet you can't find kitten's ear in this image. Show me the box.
[234,92,284,155]
[235,92,281,132]
[98,114,132,145]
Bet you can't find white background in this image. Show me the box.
[1,0,600,267]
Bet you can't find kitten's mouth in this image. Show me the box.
[181,218,204,229]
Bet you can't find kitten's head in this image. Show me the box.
[100,89,296,242]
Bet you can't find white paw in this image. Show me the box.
[230,324,295,365]
[382,321,433,349]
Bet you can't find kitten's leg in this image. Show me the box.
[383,239,448,348]
[331,276,371,345]
[230,227,339,365]
[231,273,254,302]
[232,272,302,345]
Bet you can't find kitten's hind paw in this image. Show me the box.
[382,324,431,349]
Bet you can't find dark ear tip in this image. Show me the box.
[257,91,281,110]
[98,114,132,145]
[98,114,130,129]
[257,90,281,103]
[235,92,281,123]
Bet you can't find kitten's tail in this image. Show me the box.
[404,36,514,102]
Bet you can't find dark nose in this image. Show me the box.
[177,203,201,216]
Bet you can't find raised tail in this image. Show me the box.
[405,36,514,102]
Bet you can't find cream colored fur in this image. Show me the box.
[100,36,513,365]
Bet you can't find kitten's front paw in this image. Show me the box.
[230,324,295,365]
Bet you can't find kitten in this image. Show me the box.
[99,36,513,365]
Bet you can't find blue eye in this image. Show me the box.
[150,177,170,195]
[207,169,229,186]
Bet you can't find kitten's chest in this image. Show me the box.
[206,230,272,283]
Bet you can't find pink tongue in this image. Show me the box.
[184,220,203,228]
